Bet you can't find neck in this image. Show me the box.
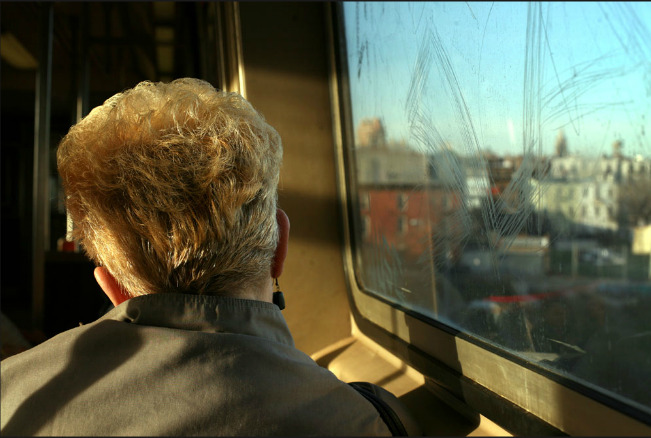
[235,278,274,303]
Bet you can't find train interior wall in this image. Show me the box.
[239,2,352,356]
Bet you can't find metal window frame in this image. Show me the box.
[324,2,651,435]
[213,2,246,97]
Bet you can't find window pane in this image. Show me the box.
[343,2,651,413]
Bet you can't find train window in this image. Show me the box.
[332,1,651,434]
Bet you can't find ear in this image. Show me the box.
[271,208,290,278]
[94,266,130,307]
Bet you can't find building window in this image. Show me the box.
[442,194,450,210]
[397,193,408,212]
[362,215,372,240]
[359,192,370,210]
[397,215,408,235]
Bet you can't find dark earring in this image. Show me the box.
[272,278,285,310]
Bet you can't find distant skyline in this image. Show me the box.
[344,2,651,158]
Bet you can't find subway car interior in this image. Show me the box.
[2,2,651,435]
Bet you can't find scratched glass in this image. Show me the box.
[343,2,651,412]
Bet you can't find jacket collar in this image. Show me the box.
[99,293,295,347]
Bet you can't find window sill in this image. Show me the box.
[311,318,512,437]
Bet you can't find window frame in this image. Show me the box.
[325,2,651,435]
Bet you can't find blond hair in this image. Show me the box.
[57,78,283,297]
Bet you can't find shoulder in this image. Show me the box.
[1,316,392,436]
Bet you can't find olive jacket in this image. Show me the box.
[0,294,391,436]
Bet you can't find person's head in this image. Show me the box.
[57,78,287,304]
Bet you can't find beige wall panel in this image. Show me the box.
[239,2,351,355]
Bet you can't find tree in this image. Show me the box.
[614,176,651,227]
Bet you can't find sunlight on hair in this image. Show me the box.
[57,78,283,297]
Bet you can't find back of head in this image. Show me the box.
[57,78,283,298]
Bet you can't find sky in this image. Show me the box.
[344,2,651,158]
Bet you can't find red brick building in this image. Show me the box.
[359,184,462,262]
